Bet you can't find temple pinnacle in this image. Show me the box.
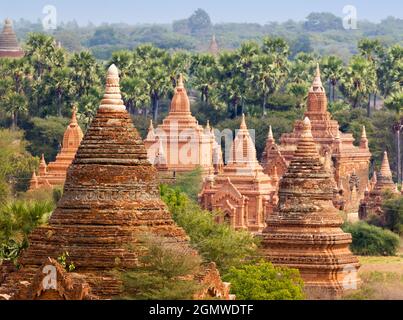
[177,73,184,88]
[380,151,393,178]
[240,114,247,130]
[268,125,274,140]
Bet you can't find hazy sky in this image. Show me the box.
[1,0,402,25]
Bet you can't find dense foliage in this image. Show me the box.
[343,222,400,256]
[119,234,203,300]
[0,200,55,263]
[382,196,403,235]
[223,260,305,300]
[160,184,258,274]
[0,130,38,202]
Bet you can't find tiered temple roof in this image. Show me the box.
[29,107,83,191]
[359,151,399,221]
[0,65,229,300]
[261,117,360,299]
[144,75,218,179]
[262,64,371,213]
[0,19,24,58]
[199,115,278,232]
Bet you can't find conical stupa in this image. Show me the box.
[359,151,399,221]
[0,65,229,300]
[261,117,360,299]
[0,19,24,58]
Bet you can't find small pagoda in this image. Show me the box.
[0,65,229,300]
[262,64,371,213]
[0,19,24,58]
[261,117,360,299]
[29,107,83,191]
[359,151,399,222]
[208,34,219,56]
[199,115,278,232]
[144,75,217,179]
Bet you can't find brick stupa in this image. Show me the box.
[0,65,229,300]
[199,115,278,232]
[144,75,217,179]
[0,19,24,58]
[261,117,360,299]
[262,64,371,213]
[359,151,399,222]
[29,107,84,191]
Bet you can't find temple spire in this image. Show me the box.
[99,64,125,112]
[268,125,274,141]
[146,120,156,141]
[169,73,190,114]
[71,105,78,124]
[360,126,369,149]
[240,114,247,130]
[380,151,393,178]
[39,154,47,176]
[309,63,324,93]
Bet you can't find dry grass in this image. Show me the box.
[342,237,403,300]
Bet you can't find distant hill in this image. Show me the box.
[12,9,403,61]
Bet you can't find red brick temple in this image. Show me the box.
[144,75,219,179]
[29,107,83,191]
[0,19,24,58]
[0,65,230,300]
[261,117,360,299]
[199,115,278,232]
[262,64,371,213]
[359,151,399,222]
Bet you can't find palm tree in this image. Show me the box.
[341,56,376,110]
[386,90,403,183]
[190,53,218,105]
[1,92,28,130]
[358,39,382,116]
[69,51,101,96]
[321,56,344,102]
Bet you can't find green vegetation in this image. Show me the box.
[160,185,258,274]
[223,260,305,300]
[0,200,55,263]
[118,233,203,300]
[0,130,38,203]
[343,222,400,256]
[382,196,403,235]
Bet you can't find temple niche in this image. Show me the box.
[199,115,278,232]
[29,107,83,191]
[0,19,24,59]
[144,75,221,180]
[262,64,371,213]
[261,117,360,299]
[359,151,399,223]
[0,65,230,300]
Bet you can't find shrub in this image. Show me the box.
[343,222,400,256]
[0,200,54,262]
[382,196,403,235]
[223,260,305,300]
[160,185,258,273]
[118,233,202,300]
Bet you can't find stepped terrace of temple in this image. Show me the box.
[261,117,360,299]
[0,65,230,300]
